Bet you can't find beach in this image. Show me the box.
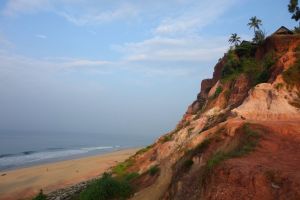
[0,148,139,200]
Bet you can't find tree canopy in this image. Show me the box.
[247,16,262,32]
[288,0,300,22]
[228,33,241,47]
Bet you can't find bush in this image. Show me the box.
[135,145,153,155]
[80,173,133,200]
[212,86,223,99]
[235,41,257,58]
[112,159,133,177]
[162,135,172,143]
[206,151,227,170]
[148,165,160,176]
[253,30,265,44]
[222,50,241,81]
[124,172,140,182]
[183,159,194,170]
[32,190,46,200]
[283,58,300,87]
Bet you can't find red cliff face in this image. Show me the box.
[119,33,300,200]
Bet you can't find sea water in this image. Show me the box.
[0,130,153,171]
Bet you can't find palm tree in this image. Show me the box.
[247,16,262,33]
[228,33,241,47]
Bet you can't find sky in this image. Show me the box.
[0,0,297,140]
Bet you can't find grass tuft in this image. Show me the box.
[148,165,160,176]
[112,159,134,177]
[32,190,47,200]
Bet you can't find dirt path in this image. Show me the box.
[130,161,172,200]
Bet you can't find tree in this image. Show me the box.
[228,33,241,47]
[288,0,300,26]
[253,30,265,44]
[247,16,262,33]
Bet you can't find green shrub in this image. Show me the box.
[32,190,47,200]
[283,59,300,87]
[205,124,261,171]
[80,173,133,200]
[235,41,257,58]
[124,172,139,182]
[206,151,227,170]
[222,50,241,81]
[148,165,160,176]
[274,83,284,90]
[213,86,223,99]
[112,159,133,177]
[162,135,172,143]
[221,49,277,85]
[193,139,211,153]
[183,159,194,170]
[135,145,153,155]
[184,121,190,127]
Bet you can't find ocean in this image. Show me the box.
[0,130,154,171]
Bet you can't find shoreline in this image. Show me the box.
[0,147,139,200]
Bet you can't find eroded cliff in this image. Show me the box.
[111,32,300,200]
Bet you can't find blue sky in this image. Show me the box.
[0,0,297,139]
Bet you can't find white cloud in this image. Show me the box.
[1,0,236,77]
[0,51,113,75]
[35,34,47,39]
[115,36,228,63]
[2,0,139,25]
[58,4,138,26]
[153,0,236,36]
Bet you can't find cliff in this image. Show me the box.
[117,32,300,200]
[76,32,300,200]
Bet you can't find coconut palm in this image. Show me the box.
[247,16,262,33]
[228,33,241,47]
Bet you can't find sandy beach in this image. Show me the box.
[0,148,139,200]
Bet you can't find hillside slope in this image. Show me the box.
[109,33,300,200]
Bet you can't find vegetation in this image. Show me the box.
[228,33,241,47]
[253,30,266,44]
[289,92,300,108]
[274,83,284,90]
[124,172,140,182]
[221,49,277,84]
[32,190,47,200]
[205,124,261,172]
[289,0,300,24]
[221,50,241,81]
[247,16,262,33]
[235,41,257,58]
[206,151,227,170]
[247,16,265,44]
[213,86,223,99]
[183,159,194,170]
[148,165,160,176]
[79,173,133,200]
[190,139,211,154]
[112,159,134,177]
[162,134,172,143]
[135,145,153,155]
[282,57,300,88]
